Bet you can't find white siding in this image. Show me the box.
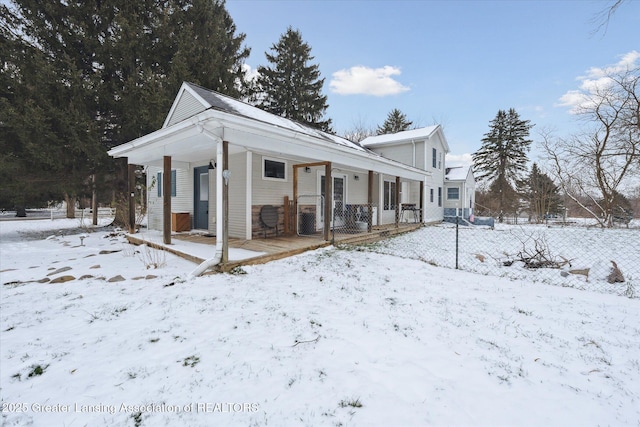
[228,152,247,238]
[251,155,293,204]
[165,90,207,127]
[375,144,414,167]
[146,165,193,231]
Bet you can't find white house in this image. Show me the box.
[443,165,476,220]
[360,126,450,224]
[108,82,440,264]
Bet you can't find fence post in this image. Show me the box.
[455,216,459,269]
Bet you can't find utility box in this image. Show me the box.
[172,212,191,232]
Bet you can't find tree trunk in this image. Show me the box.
[110,159,130,228]
[64,194,76,219]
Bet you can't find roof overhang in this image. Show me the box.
[108,109,431,181]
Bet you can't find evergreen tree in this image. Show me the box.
[525,163,562,222]
[0,2,105,210]
[472,108,533,221]
[256,27,332,132]
[377,109,413,135]
[1,0,250,218]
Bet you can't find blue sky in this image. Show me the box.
[226,0,639,165]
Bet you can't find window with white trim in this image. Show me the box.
[157,170,176,197]
[263,157,287,181]
[384,181,397,210]
[447,187,460,200]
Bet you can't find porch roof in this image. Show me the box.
[108,84,432,181]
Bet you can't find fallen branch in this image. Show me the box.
[292,336,320,347]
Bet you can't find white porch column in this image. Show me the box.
[216,139,224,261]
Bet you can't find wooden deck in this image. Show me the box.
[128,223,422,273]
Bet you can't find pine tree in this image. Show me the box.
[1,0,250,217]
[525,163,562,222]
[256,27,332,132]
[377,109,413,135]
[472,108,533,221]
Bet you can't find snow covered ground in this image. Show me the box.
[364,222,640,298]
[1,218,639,426]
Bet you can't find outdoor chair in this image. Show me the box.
[259,205,279,238]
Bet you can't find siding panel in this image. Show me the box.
[166,91,207,127]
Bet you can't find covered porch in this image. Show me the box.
[126,221,422,272]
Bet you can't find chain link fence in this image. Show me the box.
[356,219,640,299]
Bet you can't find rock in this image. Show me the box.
[560,271,569,277]
[50,275,75,284]
[47,266,72,276]
[569,268,590,279]
[89,265,101,269]
[145,275,157,280]
[107,275,126,283]
[607,261,625,284]
[475,254,486,263]
[78,275,94,280]
[132,276,145,280]
[99,249,122,255]
[36,278,51,283]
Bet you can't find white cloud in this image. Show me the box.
[330,65,410,96]
[557,50,639,113]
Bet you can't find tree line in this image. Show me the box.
[473,69,638,228]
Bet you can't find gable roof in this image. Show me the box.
[165,82,366,152]
[360,126,450,153]
[445,165,473,181]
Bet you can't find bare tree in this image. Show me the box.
[541,63,639,227]
[343,116,376,143]
[590,0,626,36]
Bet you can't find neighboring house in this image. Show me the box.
[360,126,450,223]
[443,166,476,220]
[107,82,437,259]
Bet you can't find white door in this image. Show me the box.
[318,174,347,229]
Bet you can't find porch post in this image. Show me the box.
[293,166,299,234]
[419,180,424,223]
[367,170,373,232]
[395,176,400,228]
[163,156,171,244]
[324,162,332,241]
[222,140,229,264]
[128,164,137,234]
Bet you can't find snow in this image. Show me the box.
[1,218,639,426]
[360,126,439,146]
[133,230,265,261]
[445,165,470,181]
[187,82,366,152]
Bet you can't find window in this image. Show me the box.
[447,187,460,200]
[438,187,442,207]
[384,181,396,210]
[432,148,437,168]
[157,170,176,197]
[439,152,443,170]
[430,188,434,203]
[263,157,287,180]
